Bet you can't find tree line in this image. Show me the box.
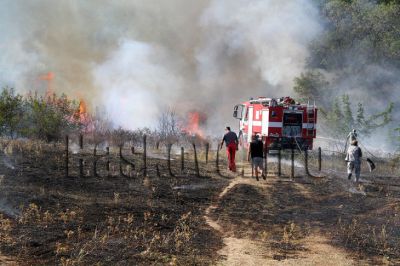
[294,0,399,146]
[0,87,206,147]
[0,88,82,141]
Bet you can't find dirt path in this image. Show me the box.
[204,176,356,265]
[0,254,18,265]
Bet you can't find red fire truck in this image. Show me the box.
[233,96,317,150]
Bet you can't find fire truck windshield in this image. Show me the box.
[282,112,302,137]
[233,104,245,120]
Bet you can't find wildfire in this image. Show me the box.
[77,99,90,124]
[79,99,87,115]
[39,72,54,81]
[74,99,94,132]
[184,111,207,138]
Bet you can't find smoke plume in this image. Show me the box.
[0,0,322,134]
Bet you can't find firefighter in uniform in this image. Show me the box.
[345,140,362,182]
[220,126,238,172]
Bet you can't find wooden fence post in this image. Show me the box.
[79,134,84,178]
[304,149,310,176]
[216,144,220,174]
[167,143,174,177]
[93,146,98,177]
[156,164,161,177]
[106,147,110,177]
[181,147,184,173]
[264,146,268,178]
[291,148,295,179]
[79,134,83,149]
[65,135,69,177]
[193,143,200,177]
[205,143,209,164]
[278,148,281,177]
[119,145,136,178]
[119,145,124,176]
[143,135,147,176]
[318,147,322,172]
[241,142,245,177]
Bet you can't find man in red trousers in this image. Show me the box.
[220,126,238,172]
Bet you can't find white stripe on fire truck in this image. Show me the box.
[303,123,316,129]
[264,122,316,128]
[267,122,283,127]
[252,121,262,126]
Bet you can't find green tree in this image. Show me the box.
[24,93,79,141]
[325,97,345,138]
[364,102,394,131]
[293,71,329,103]
[311,0,400,69]
[324,94,393,141]
[0,88,24,138]
[342,94,354,132]
[355,102,369,135]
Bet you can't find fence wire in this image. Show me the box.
[1,135,398,182]
[63,134,400,180]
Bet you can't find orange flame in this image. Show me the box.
[75,99,91,129]
[184,111,206,138]
[39,72,54,81]
[79,99,87,115]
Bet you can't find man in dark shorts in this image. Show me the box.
[247,134,265,181]
[220,126,238,172]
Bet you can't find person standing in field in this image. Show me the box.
[347,129,358,142]
[220,126,238,172]
[247,134,265,181]
[345,140,362,182]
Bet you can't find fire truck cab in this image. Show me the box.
[233,96,317,150]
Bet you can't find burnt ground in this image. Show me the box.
[208,155,400,265]
[0,140,399,265]
[0,141,230,265]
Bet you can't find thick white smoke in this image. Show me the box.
[94,40,183,129]
[92,0,322,133]
[196,0,322,132]
[0,0,322,134]
[198,0,321,89]
[0,2,41,90]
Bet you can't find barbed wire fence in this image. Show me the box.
[12,134,394,184]
[62,134,227,179]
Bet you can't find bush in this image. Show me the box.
[0,88,81,142]
[0,88,24,138]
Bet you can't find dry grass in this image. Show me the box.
[0,138,399,264]
[0,138,229,265]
